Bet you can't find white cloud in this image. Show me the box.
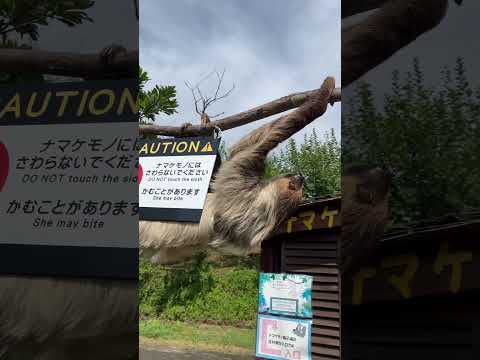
[140,0,340,149]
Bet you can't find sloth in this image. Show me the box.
[139,77,336,264]
[340,0,463,270]
[340,165,391,273]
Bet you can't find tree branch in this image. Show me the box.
[133,0,139,20]
[0,48,138,79]
[185,68,235,119]
[139,87,341,137]
[342,0,450,87]
[185,81,202,115]
[342,0,389,18]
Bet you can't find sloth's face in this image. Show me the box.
[271,174,304,205]
[343,167,390,205]
[286,174,305,192]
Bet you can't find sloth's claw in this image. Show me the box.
[100,44,127,66]
[180,122,193,133]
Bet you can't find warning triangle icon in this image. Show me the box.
[201,142,213,152]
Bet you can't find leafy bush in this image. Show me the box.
[343,58,480,224]
[139,254,259,328]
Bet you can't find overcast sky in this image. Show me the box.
[25,0,478,145]
[140,0,340,148]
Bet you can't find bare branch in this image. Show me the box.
[139,87,341,137]
[209,81,235,106]
[196,70,217,87]
[185,81,202,115]
[213,69,226,99]
[210,112,225,119]
[197,87,207,109]
[205,68,227,108]
[184,68,235,118]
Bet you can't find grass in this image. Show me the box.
[140,254,259,328]
[140,319,256,354]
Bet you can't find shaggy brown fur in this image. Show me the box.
[139,77,336,264]
[0,277,137,360]
[340,165,391,273]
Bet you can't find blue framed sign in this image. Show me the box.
[258,273,313,318]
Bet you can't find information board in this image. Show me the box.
[0,80,138,278]
[258,273,313,318]
[138,137,219,222]
[256,314,312,360]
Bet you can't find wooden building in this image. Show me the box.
[260,197,478,360]
[260,196,342,360]
[342,219,479,360]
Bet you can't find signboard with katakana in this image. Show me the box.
[0,80,138,278]
[138,137,219,222]
[256,314,312,360]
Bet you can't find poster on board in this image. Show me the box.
[258,273,313,318]
[138,137,219,222]
[0,80,138,278]
[256,314,312,360]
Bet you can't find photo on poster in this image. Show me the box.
[258,273,313,318]
[256,314,312,360]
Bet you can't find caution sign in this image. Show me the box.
[139,137,220,222]
[0,80,138,279]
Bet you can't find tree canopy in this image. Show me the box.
[0,0,95,84]
[343,58,480,225]
[139,67,178,125]
[266,129,341,199]
[0,0,94,42]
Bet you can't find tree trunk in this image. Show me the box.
[139,88,341,137]
[0,48,138,79]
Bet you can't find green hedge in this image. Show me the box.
[139,254,259,328]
